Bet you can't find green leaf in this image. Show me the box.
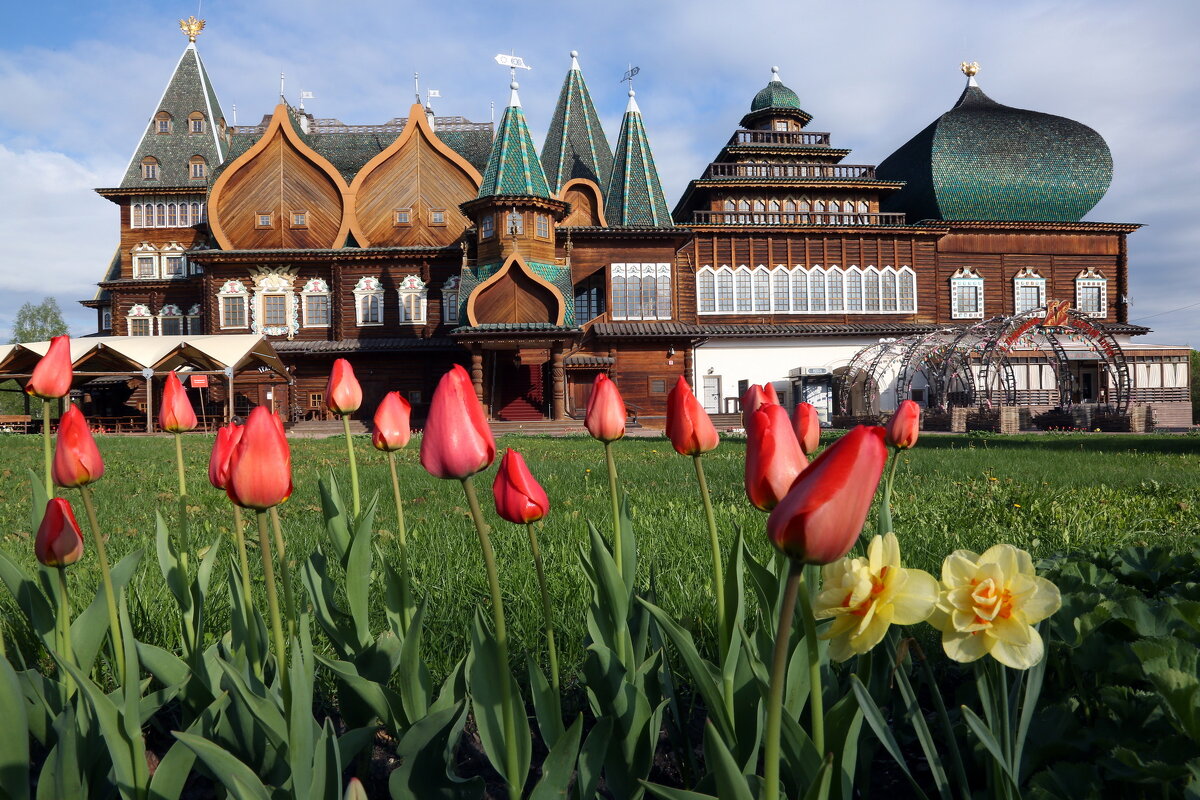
[0,654,30,800]
[318,472,352,561]
[575,717,612,800]
[527,656,565,750]
[388,701,483,800]
[27,468,48,535]
[173,731,273,800]
[703,722,754,800]
[1014,626,1049,778]
[640,785,716,800]
[147,693,231,800]
[889,650,953,800]
[216,659,288,752]
[156,511,192,615]
[72,548,143,673]
[529,714,584,800]
[58,658,141,800]
[37,705,85,800]
[0,549,56,652]
[397,601,432,724]
[300,548,357,657]
[466,609,531,791]
[345,494,378,649]
[800,754,835,800]
[961,705,1020,793]
[583,523,630,649]
[850,675,930,800]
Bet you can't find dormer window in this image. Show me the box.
[430,209,447,226]
[141,156,160,180]
[535,214,550,239]
[188,112,206,134]
[393,208,411,226]
[189,155,207,180]
[155,111,172,134]
[255,212,273,229]
[290,211,308,228]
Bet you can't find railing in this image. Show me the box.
[729,130,832,147]
[704,162,876,180]
[691,210,908,226]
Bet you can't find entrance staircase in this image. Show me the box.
[285,419,369,438]
[496,365,545,422]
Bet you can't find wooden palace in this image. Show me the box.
[81,23,1191,429]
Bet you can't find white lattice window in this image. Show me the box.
[132,243,158,279]
[354,276,384,326]
[159,304,184,336]
[127,304,153,336]
[398,275,427,323]
[101,307,112,331]
[1014,268,1046,314]
[845,268,862,312]
[218,280,249,329]
[752,267,770,312]
[734,267,752,312]
[1075,268,1107,317]
[809,267,826,312]
[161,243,186,278]
[442,276,460,325]
[697,269,716,313]
[611,263,671,320]
[251,270,299,336]
[951,267,984,319]
[771,266,791,312]
[301,277,331,328]
[186,304,202,334]
[827,267,844,312]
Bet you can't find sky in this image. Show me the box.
[1,0,1197,345]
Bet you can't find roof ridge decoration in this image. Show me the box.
[606,89,671,227]
[478,80,552,199]
[540,50,615,195]
[118,34,228,187]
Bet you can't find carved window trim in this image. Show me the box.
[1013,268,1046,315]
[353,276,384,327]
[397,275,428,324]
[218,280,249,330]
[1075,268,1108,317]
[951,267,985,319]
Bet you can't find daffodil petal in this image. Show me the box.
[990,625,1044,669]
[990,616,1033,645]
[890,569,939,624]
[943,551,980,586]
[943,630,989,663]
[1021,577,1062,624]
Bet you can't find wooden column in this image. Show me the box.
[551,342,565,420]
[142,370,154,433]
[470,346,484,405]
[683,343,694,388]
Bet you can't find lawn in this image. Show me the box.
[2,430,1198,680]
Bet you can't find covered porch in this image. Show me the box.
[451,324,583,421]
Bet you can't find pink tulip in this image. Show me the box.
[741,383,778,429]
[886,400,920,450]
[493,448,550,524]
[159,372,198,433]
[745,403,808,511]
[226,407,293,510]
[585,373,626,443]
[53,405,104,488]
[35,498,84,567]
[208,421,244,490]
[26,335,72,400]
[666,376,718,456]
[792,402,821,454]
[420,365,496,480]
[326,358,363,415]
[372,391,412,451]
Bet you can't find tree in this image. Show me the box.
[10,297,69,344]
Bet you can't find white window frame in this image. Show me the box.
[127,304,153,336]
[611,263,672,321]
[218,280,249,329]
[697,268,717,313]
[1075,268,1108,317]
[250,270,300,336]
[398,275,428,324]
[354,276,385,327]
[132,243,158,279]
[158,304,184,336]
[951,267,985,319]
[186,304,202,334]
[697,263,917,316]
[101,307,112,331]
[1013,268,1046,315]
[771,265,791,312]
[160,243,187,279]
[301,277,332,328]
[442,276,460,325]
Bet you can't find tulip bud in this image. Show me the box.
[372,391,412,452]
[343,779,368,800]
[666,376,719,456]
[53,405,104,488]
[493,448,550,524]
[35,498,84,568]
[420,365,496,480]
[745,403,808,511]
[741,384,778,429]
[585,374,626,443]
[26,335,73,400]
[208,421,244,490]
[226,407,293,510]
[326,358,363,415]
[886,400,920,450]
[767,425,888,564]
[792,402,821,455]
[159,372,198,433]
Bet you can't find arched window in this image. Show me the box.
[131,204,143,228]
[827,267,844,312]
[697,268,716,314]
[141,156,159,180]
[864,268,882,312]
[753,267,770,312]
[188,111,206,134]
[353,276,384,326]
[792,268,809,312]
[1013,268,1046,314]
[737,200,750,224]
[154,111,172,134]
[798,199,810,224]
[845,268,863,312]
[158,304,184,336]
[771,266,790,312]
[734,267,752,312]
[189,155,207,180]
[768,200,780,225]
[611,264,627,319]
[179,203,190,226]
[809,267,826,312]
[167,203,178,227]
[301,277,331,327]
[950,267,984,319]
[398,276,427,323]
[441,276,460,325]
[627,268,643,318]
[1075,268,1108,317]
[898,268,916,312]
[218,280,249,329]
[192,202,203,223]
[655,263,672,320]
[881,268,898,312]
[156,203,167,226]
[716,267,734,313]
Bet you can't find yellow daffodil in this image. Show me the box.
[814,532,939,661]
[929,544,1061,669]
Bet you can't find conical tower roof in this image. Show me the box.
[606,90,671,227]
[477,81,552,199]
[119,38,227,188]
[540,51,614,194]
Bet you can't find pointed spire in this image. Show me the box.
[478,79,552,199]
[540,50,615,195]
[606,89,671,227]
[770,65,782,82]
[961,61,981,87]
[119,31,227,188]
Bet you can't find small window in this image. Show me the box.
[480,214,494,238]
[131,204,143,227]
[308,392,324,409]
[360,294,382,325]
[255,212,273,229]
[129,318,152,336]
[189,156,207,179]
[141,157,159,180]
[304,294,330,326]
[155,111,172,134]
[135,256,157,278]
[430,209,447,226]
[188,112,205,133]
[506,210,524,236]
[393,208,412,227]
[290,211,308,228]
[221,296,247,328]
[164,255,185,277]
[535,214,550,239]
[101,308,112,330]
[160,317,183,336]
[262,295,287,327]
[649,378,669,395]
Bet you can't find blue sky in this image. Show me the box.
[1,0,1197,344]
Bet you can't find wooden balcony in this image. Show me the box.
[728,130,832,147]
[690,210,908,226]
[703,162,878,180]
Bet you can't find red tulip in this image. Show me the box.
[764,383,779,405]
[767,425,888,564]
[372,391,412,452]
[792,402,821,454]
[585,373,626,443]
[35,498,84,568]
[886,400,920,450]
[745,403,808,511]
[666,376,718,456]
[26,335,73,400]
[226,407,292,510]
[208,421,244,489]
[159,372,198,433]
[420,364,496,480]
[53,405,104,488]
[741,384,778,429]
[326,358,363,415]
[493,448,550,524]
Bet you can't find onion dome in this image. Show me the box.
[741,66,812,128]
[877,65,1113,222]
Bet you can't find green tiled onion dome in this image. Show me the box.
[751,66,802,112]
[878,79,1113,222]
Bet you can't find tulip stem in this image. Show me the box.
[526,522,559,692]
[173,433,191,578]
[54,566,75,697]
[269,507,298,646]
[603,441,622,580]
[763,558,803,800]
[461,477,521,799]
[231,505,260,671]
[255,510,288,694]
[387,451,412,635]
[42,399,53,499]
[878,448,900,537]
[79,485,125,685]
[798,567,826,758]
[694,454,733,716]
[341,413,361,518]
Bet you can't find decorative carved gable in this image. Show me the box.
[466,253,565,326]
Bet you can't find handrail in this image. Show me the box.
[704,162,876,180]
[691,210,907,226]
[728,130,832,147]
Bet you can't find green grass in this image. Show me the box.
[2,431,1199,680]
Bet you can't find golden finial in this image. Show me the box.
[179,16,206,43]
[960,61,980,78]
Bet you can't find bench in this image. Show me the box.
[0,415,32,433]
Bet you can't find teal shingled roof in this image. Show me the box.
[606,91,671,227]
[120,43,227,188]
[540,53,614,194]
[457,259,576,326]
[751,68,803,112]
[478,86,552,199]
[877,80,1112,222]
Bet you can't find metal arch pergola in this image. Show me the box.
[837,307,1132,414]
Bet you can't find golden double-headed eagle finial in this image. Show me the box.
[960,61,980,78]
[179,16,206,43]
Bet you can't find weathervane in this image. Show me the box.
[179,16,205,42]
[494,52,533,84]
[621,64,640,89]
